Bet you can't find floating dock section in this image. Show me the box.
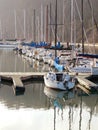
[76,75,98,92]
[77,84,90,95]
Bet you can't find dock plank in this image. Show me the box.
[0,72,46,76]
[76,76,98,90]
[77,84,90,95]
[12,76,23,87]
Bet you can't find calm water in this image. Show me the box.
[0,48,98,130]
[0,82,98,130]
[0,48,50,72]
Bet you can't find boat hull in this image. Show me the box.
[44,74,66,90]
[44,72,75,91]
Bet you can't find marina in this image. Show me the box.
[0,0,98,129]
[0,37,98,130]
[0,48,98,96]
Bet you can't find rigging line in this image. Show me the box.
[17,11,25,39]
[49,1,61,42]
[87,0,96,54]
[74,0,88,42]
[90,0,95,54]
[87,0,98,32]
[74,0,92,53]
[51,26,59,42]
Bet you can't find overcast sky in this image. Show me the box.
[0,0,54,24]
[0,0,53,39]
[0,0,96,41]
[0,0,50,10]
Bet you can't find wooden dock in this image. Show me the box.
[0,72,98,95]
[76,75,98,90]
[77,84,90,95]
[0,72,46,77]
[0,72,46,95]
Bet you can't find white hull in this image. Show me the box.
[0,44,18,48]
[44,72,75,91]
[43,56,50,64]
[70,66,91,73]
[44,75,66,90]
[91,67,98,75]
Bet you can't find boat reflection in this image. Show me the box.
[44,87,98,130]
[44,86,76,130]
[44,86,75,109]
[0,83,98,130]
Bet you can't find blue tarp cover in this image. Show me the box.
[54,61,64,72]
[22,41,50,48]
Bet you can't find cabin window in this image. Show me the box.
[56,74,63,81]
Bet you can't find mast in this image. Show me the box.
[71,0,74,45]
[49,3,52,44]
[33,9,36,42]
[62,0,65,42]
[41,5,44,42]
[0,20,2,40]
[91,3,95,54]
[81,0,84,54]
[55,0,57,58]
[74,1,76,46]
[36,16,40,43]
[23,9,26,40]
[14,10,17,39]
[46,5,48,43]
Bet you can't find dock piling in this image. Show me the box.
[12,76,25,95]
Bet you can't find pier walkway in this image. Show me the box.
[0,72,46,77]
[0,72,46,95]
[0,72,97,95]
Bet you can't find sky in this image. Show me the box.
[0,0,51,19]
[0,0,51,39]
[0,0,49,10]
[0,0,63,40]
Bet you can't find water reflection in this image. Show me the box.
[44,87,76,130]
[0,82,98,130]
[44,86,98,130]
[44,87,75,109]
[0,82,47,109]
[0,48,51,72]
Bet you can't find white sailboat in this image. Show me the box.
[44,71,75,90]
[44,0,75,90]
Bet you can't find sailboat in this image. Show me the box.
[68,0,98,74]
[44,0,75,91]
